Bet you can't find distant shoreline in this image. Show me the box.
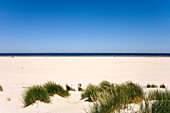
[0,53,170,57]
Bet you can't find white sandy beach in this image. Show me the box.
[0,56,170,113]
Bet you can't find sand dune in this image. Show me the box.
[0,57,170,113]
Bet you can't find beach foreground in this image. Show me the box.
[0,57,170,113]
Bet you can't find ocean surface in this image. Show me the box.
[0,53,170,56]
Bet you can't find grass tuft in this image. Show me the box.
[7,97,11,101]
[23,81,70,107]
[81,84,99,101]
[44,81,69,97]
[147,84,151,88]
[0,85,3,92]
[148,90,170,101]
[151,84,158,88]
[66,84,75,91]
[146,84,158,88]
[78,83,83,91]
[140,90,170,113]
[23,85,50,107]
[83,81,144,113]
[160,84,166,89]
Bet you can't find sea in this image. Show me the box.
[0,53,170,57]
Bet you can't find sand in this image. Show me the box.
[0,56,170,113]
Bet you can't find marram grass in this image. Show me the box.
[147,84,151,88]
[78,83,83,91]
[7,97,11,101]
[44,81,69,97]
[0,85,3,92]
[83,81,144,113]
[81,84,100,101]
[140,90,170,113]
[66,84,75,91]
[146,84,158,88]
[151,84,158,88]
[148,90,170,101]
[160,84,166,89]
[23,81,70,107]
[23,85,50,107]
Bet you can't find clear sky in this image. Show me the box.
[0,0,170,53]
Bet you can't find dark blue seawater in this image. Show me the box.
[0,53,170,57]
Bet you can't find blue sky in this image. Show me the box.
[0,0,170,53]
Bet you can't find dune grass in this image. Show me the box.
[78,83,83,91]
[81,81,116,101]
[160,84,166,88]
[89,91,119,113]
[23,85,50,107]
[81,84,100,101]
[148,90,170,101]
[146,84,158,88]
[66,84,75,91]
[7,97,11,101]
[140,90,170,113]
[0,85,3,92]
[151,84,158,88]
[23,81,70,107]
[147,84,151,88]
[151,99,170,113]
[83,81,144,113]
[44,81,69,97]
